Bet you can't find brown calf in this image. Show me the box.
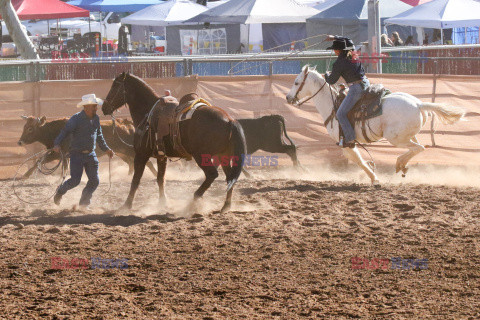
[18,116,157,178]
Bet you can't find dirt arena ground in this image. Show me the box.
[1,161,479,319]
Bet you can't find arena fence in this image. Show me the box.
[1,73,480,179]
[0,44,479,179]
[0,44,478,82]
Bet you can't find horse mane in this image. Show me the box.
[306,67,340,97]
[126,73,160,99]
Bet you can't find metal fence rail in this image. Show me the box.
[0,44,478,82]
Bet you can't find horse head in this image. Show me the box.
[286,65,324,106]
[102,72,129,115]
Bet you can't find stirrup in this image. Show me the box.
[336,138,355,149]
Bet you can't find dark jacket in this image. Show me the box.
[325,37,366,85]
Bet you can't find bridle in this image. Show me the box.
[104,74,128,115]
[103,74,137,148]
[292,69,328,107]
[105,74,164,152]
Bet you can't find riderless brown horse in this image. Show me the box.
[102,72,246,213]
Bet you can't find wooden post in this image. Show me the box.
[430,60,438,147]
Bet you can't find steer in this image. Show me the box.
[18,116,157,178]
[238,115,300,176]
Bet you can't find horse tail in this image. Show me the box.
[226,120,247,192]
[419,102,465,125]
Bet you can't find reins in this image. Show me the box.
[106,76,181,162]
[111,114,134,148]
[108,76,137,148]
[293,69,329,107]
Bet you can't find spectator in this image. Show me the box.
[431,29,442,45]
[404,35,414,46]
[390,32,404,46]
[423,34,429,45]
[381,34,393,47]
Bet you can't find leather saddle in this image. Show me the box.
[335,84,390,124]
[155,92,212,159]
[325,84,391,143]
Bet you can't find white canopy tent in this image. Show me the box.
[122,0,242,55]
[312,0,344,11]
[185,0,319,52]
[206,0,229,9]
[385,0,480,29]
[185,0,319,24]
[295,0,328,6]
[121,0,208,26]
[385,0,480,43]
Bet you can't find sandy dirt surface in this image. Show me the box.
[1,161,480,319]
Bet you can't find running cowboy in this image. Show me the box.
[324,35,370,148]
[53,94,114,207]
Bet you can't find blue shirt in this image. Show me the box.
[54,111,110,153]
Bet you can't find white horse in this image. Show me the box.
[286,65,465,184]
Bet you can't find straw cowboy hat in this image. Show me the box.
[77,94,103,108]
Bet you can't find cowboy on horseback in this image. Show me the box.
[324,35,370,148]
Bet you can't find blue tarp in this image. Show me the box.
[452,27,479,44]
[306,0,413,49]
[68,0,163,12]
[307,0,411,25]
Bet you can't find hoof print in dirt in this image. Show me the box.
[393,203,416,212]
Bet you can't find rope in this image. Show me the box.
[354,141,376,172]
[13,149,67,204]
[228,34,332,75]
[99,155,112,196]
[111,115,134,148]
[13,149,113,204]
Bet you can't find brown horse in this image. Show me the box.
[101,72,246,213]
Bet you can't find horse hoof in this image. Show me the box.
[401,167,409,178]
[220,203,231,213]
[296,164,309,173]
[120,203,132,211]
[242,170,252,179]
[372,180,381,188]
[158,197,167,207]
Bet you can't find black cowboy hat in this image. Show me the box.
[327,38,355,50]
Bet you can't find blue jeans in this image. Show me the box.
[337,79,370,143]
[57,152,99,206]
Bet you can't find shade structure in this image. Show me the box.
[67,0,99,12]
[307,0,412,25]
[386,0,480,29]
[185,0,320,24]
[206,0,230,9]
[306,0,413,50]
[121,0,208,26]
[69,0,164,13]
[7,0,89,20]
[399,0,432,6]
[312,0,345,11]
